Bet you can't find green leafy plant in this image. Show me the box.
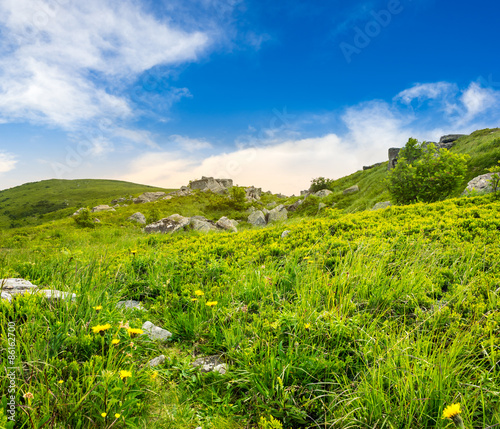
[486,160,500,196]
[73,208,96,228]
[310,177,334,192]
[388,139,469,204]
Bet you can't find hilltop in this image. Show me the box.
[0,178,173,229]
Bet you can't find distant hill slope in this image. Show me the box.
[0,179,174,228]
[301,127,500,213]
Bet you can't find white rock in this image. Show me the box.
[142,321,172,341]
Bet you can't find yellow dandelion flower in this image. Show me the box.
[151,371,158,380]
[127,328,143,337]
[93,305,103,311]
[58,380,64,384]
[114,413,121,418]
[111,339,120,345]
[304,323,311,329]
[206,301,217,307]
[190,298,198,302]
[120,370,132,380]
[91,324,112,334]
[194,290,205,296]
[130,249,137,255]
[101,412,107,418]
[443,403,465,428]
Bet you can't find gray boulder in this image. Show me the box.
[72,207,85,216]
[388,148,401,170]
[192,355,227,374]
[216,216,238,232]
[91,205,115,213]
[287,199,303,212]
[148,355,166,368]
[314,189,332,198]
[144,214,190,234]
[440,134,466,144]
[190,217,218,232]
[29,289,77,301]
[248,210,266,226]
[128,212,146,224]
[142,321,172,342]
[267,205,288,223]
[462,173,498,195]
[281,230,291,238]
[343,185,359,195]
[245,186,262,201]
[189,177,231,195]
[372,201,392,210]
[0,278,77,303]
[116,300,146,311]
[318,202,327,211]
[133,192,166,204]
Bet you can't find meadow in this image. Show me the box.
[1,193,499,428]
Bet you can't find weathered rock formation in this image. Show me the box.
[462,173,498,195]
[372,201,392,210]
[128,212,146,224]
[189,177,233,194]
[314,189,332,198]
[133,192,166,204]
[1,278,76,303]
[245,186,262,201]
[91,205,116,213]
[144,214,239,234]
[343,185,359,195]
[142,321,172,342]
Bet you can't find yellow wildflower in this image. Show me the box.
[304,323,311,329]
[206,301,217,307]
[127,328,143,337]
[58,380,64,384]
[191,298,198,302]
[114,413,121,418]
[91,324,111,334]
[443,403,465,428]
[111,339,120,345]
[120,370,132,380]
[101,412,107,418]
[93,305,103,311]
[194,290,205,296]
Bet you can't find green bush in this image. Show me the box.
[310,177,334,192]
[73,208,95,228]
[388,139,469,204]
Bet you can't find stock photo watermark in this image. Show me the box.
[340,0,406,64]
[6,321,17,423]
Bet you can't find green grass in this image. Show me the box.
[1,194,500,428]
[0,178,173,229]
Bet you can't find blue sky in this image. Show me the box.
[0,0,499,194]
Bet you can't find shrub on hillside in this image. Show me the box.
[388,138,469,204]
[310,177,334,192]
[73,208,95,228]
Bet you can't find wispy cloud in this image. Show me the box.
[395,82,458,105]
[0,0,210,129]
[0,152,17,174]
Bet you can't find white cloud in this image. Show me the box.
[0,0,210,129]
[395,82,457,104]
[114,128,160,149]
[460,82,498,120]
[0,152,17,173]
[169,135,213,152]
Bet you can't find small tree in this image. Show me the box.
[73,208,95,228]
[486,161,500,197]
[310,177,334,192]
[388,139,469,204]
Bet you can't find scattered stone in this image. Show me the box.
[287,199,303,212]
[318,202,326,211]
[248,210,266,226]
[91,205,116,213]
[133,192,166,204]
[189,177,232,195]
[300,190,310,196]
[462,173,498,195]
[93,218,101,223]
[192,355,226,374]
[128,212,146,224]
[144,214,190,234]
[440,134,466,144]
[372,201,392,210]
[30,289,77,301]
[72,207,85,216]
[266,202,277,208]
[343,185,359,195]
[267,205,288,223]
[216,216,238,232]
[363,162,383,170]
[314,189,332,198]
[275,193,288,199]
[148,355,166,368]
[1,291,12,303]
[245,186,262,201]
[142,321,172,342]
[111,197,129,204]
[116,300,146,311]
[167,186,192,197]
[190,217,218,232]
[281,230,291,238]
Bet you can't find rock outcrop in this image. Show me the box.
[462,173,498,195]
[286,199,303,212]
[314,189,332,198]
[245,186,262,201]
[144,214,190,234]
[1,278,76,303]
[248,210,266,226]
[144,214,239,234]
[189,177,233,194]
[128,212,146,224]
[343,185,359,195]
[142,321,172,342]
[133,192,166,204]
[372,201,392,210]
[216,216,238,232]
[267,205,288,223]
[91,205,115,213]
[192,355,227,374]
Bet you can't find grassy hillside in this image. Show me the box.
[0,179,173,229]
[1,194,499,428]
